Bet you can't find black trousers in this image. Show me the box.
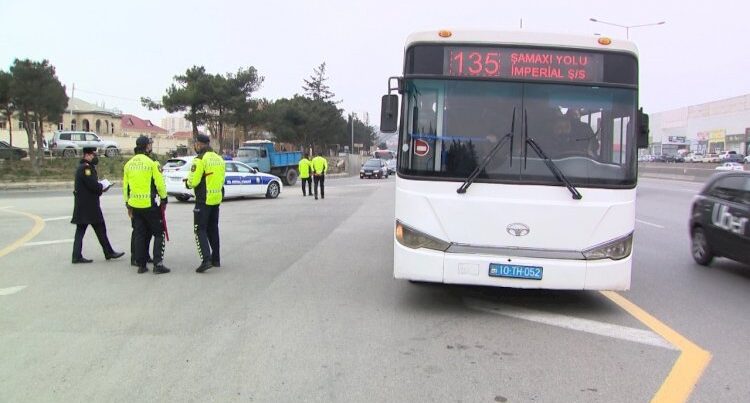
[132,207,165,267]
[301,177,312,196]
[194,203,220,264]
[131,220,152,261]
[313,174,325,199]
[72,222,114,259]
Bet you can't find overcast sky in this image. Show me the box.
[1,0,747,127]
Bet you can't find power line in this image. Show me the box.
[72,88,160,104]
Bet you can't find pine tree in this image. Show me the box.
[302,62,336,102]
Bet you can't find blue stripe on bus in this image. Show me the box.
[410,133,492,142]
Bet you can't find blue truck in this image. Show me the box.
[235,140,302,185]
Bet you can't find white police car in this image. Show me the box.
[163,156,282,201]
[689,172,750,266]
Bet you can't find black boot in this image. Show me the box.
[105,251,125,260]
[153,263,171,274]
[137,266,148,274]
[72,257,93,264]
[196,261,213,273]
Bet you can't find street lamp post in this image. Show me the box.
[350,112,357,155]
[589,18,665,39]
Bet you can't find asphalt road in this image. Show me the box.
[0,175,747,402]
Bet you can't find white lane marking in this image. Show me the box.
[636,219,665,229]
[43,216,72,222]
[464,298,676,350]
[0,285,27,296]
[23,239,74,247]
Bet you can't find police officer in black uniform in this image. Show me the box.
[71,147,124,263]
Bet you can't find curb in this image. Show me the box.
[1,173,353,191]
[0,181,73,191]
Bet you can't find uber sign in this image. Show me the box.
[712,204,748,235]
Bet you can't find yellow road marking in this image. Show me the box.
[0,209,46,258]
[601,291,711,403]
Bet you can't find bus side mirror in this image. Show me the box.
[637,108,649,149]
[380,95,399,133]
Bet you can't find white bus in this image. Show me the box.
[380,31,649,290]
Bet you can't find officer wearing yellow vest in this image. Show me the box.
[311,151,328,200]
[185,134,226,273]
[298,153,313,196]
[123,136,170,274]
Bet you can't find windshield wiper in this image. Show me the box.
[457,108,516,194]
[525,137,583,200]
[523,110,583,200]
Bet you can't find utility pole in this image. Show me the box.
[351,112,357,154]
[70,83,75,130]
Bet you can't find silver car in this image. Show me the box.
[49,131,120,157]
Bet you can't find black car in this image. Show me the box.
[689,172,750,266]
[360,158,388,179]
[0,141,27,160]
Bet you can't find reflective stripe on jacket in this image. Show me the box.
[312,156,328,175]
[298,158,312,179]
[188,150,226,205]
[123,154,166,208]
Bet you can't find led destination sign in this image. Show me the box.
[444,47,604,83]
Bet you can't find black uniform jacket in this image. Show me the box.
[71,159,105,225]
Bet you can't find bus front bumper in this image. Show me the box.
[394,242,631,290]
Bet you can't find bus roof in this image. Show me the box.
[405,30,638,56]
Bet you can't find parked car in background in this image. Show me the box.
[49,131,120,157]
[685,153,704,163]
[719,151,738,161]
[715,162,745,171]
[163,156,283,201]
[689,172,750,266]
[724,153,745,164]
[0,140,27,160]
[653,154,676,163]
[702,153,721,163]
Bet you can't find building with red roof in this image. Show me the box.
[121,114,168,137]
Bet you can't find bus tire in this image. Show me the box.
[175,195,191,202]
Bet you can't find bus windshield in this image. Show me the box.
[399,79,637,187]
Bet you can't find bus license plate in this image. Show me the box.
[489,264,543,280]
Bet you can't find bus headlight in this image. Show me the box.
[395,221,450,252]
[582,233,633,261]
